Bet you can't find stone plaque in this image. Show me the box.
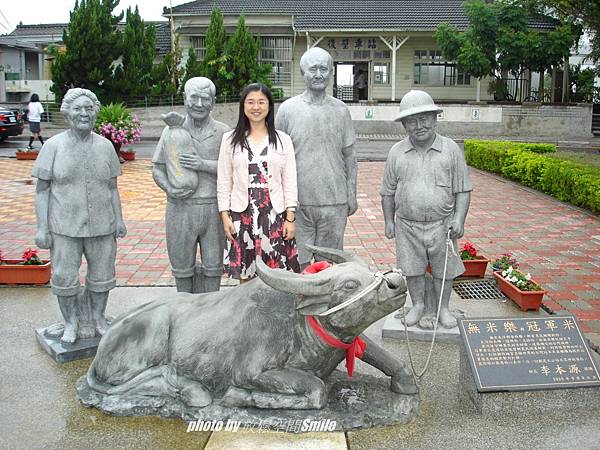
[458,316,600,392]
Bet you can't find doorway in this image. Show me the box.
[334,62,369,102]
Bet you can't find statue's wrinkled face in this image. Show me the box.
[185,86,215,122]
[402,112,437,146]
[68,95,97,133]
[301,52,332,92]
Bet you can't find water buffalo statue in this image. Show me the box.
[82,245,417,410]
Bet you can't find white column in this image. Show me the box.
[391,36,397,101]
[379,35,410,101]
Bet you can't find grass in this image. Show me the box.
[547,149,600,168]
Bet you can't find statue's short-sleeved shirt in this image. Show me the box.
[31,131,122,237]
[380,134,472,222]
[152,116,229,204]
[275,93,355,206]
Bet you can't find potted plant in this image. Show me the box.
[94,102,141,162]
[120,147,136,161]
[15,147,39,160]
[491,252,519,272]
[0,248,51,285]
[493,266,545,311]
[458,241,489,278]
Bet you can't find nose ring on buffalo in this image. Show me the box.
[381,270,403,289]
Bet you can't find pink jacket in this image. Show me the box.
[217,130,298,214]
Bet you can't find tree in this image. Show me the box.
[109,6,156,103]
[202,6,227,92]
[537,0,600,74]
[50,0,123,102]
[181,47,204,88]
[569,64,596,102]
[225,15,272,97]
[149,35,183,98]
[435,0,579,101]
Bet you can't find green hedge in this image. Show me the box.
[464,140,600,214]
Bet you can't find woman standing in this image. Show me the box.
[27,93,45,150]
[217,83,300,280]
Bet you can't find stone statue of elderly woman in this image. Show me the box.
[33,88,127,345]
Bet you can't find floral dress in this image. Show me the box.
[224,137,300,279]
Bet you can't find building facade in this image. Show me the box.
[1,22,171,102]
[167,0,501,102]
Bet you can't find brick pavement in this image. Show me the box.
[1,158,599,346]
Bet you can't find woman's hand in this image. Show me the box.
[283,221,296,240]
[221,211,236,242]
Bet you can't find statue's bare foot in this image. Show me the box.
[439,307,458,328]
[95,317,110,336]
[418,313,436,330]
[61,322,77,344]
[401,304,425,327]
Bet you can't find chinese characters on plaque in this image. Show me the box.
[459,316,600,392]
[327,38,378,50]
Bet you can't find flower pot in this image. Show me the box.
[121,152,135,161]
[16,151,39,160]
[493,271,545,311]
[460,256,490,278]
[0,259,51,285]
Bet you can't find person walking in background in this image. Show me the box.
[218,83,300,281]
[27,93,45,150]
[355,68,367,100]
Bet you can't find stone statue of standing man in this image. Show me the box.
[276,47,357,269]
[381,90,472,329]
[153,77,230,293]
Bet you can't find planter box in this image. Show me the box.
[426,256,490,278]
[493,271,545,311]
[0,259,51,285]
[15,151,39,160]
[121,152,135,161]
[460,256,490,278]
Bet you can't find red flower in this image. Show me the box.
[22,248,37,261]
[459,241,478,260]
[21,248,43,265]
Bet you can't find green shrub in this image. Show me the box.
[464,139,600,213]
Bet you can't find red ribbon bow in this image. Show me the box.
[302,261,367,377]
[306,315,366,377]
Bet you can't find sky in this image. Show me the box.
[0,0,185,33]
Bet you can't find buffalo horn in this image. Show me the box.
[256,257,333,295]
[306,244,367,266]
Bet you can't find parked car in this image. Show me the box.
[0,108,24,142]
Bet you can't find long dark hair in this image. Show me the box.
[30,93,40,102]
[230,83,281,152]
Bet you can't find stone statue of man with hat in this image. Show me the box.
[380,90,472,329]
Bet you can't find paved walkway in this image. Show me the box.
[1,158,599,349]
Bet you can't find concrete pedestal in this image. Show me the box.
[35,325,100,363]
